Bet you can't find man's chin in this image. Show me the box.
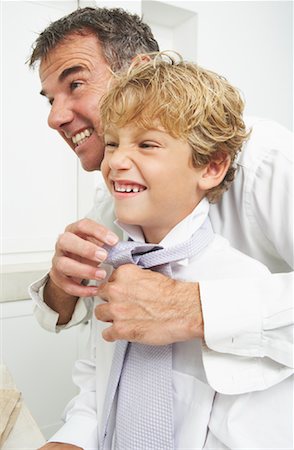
[80,157,102,172]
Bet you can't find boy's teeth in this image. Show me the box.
[114,182,145,193]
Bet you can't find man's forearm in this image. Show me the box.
[43,277,78,325]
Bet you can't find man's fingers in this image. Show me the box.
[95,301,133,322]
[102,321,150,343]
[50,270,101,297]
[65,218,119,247]
[53,256,107,282]
[57,232,108,263]
[95,303,113,322]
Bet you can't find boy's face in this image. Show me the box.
[39,33,112,171]
[101,123,205,243]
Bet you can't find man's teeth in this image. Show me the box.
[114,182,145,193]
[72,128,93,145]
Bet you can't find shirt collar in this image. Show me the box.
[115,197,210,250]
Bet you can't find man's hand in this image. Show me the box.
[95,264,204,344]
[44,219,118,324]
[39,444,82,450]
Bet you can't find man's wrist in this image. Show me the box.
[43,276,78,325]
[186,281,204,339]
[169,279,204,341]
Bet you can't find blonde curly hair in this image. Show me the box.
[100,52,250,202]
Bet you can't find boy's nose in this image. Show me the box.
[47,98,74,131]
[109,148,133,170]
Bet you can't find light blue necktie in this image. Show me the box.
[100,219,214,450]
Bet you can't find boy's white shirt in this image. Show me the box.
[48,199,293,449]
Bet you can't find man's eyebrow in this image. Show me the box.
[40,65,86,96]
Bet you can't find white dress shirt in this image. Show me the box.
[48,199,293,449]
[29,117,293,392]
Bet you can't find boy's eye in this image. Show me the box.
[105,142,117,148]
[140,142,158,149]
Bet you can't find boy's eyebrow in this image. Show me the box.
[40,65,86,96]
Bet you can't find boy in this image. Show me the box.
[47,54,292,450]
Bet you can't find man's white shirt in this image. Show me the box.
[29,116,293,447]
[29,116,293,383]
[47,198,292,449]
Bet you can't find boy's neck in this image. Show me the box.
[124,198,209,244]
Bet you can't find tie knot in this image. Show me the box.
[103,218,214,272]
[104,240,163,269]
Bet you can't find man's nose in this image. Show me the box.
[47,98,74,131]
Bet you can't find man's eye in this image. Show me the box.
[70,81,83,90]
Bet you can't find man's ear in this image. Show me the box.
[198,152,231,191]
[131,54,152,66]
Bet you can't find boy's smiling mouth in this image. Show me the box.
[113,180,146,194]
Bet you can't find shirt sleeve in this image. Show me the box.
[201,119,293,394]
[48,358,99,449]
[29,274,93,333]
[249,120,293,269]
[201,272,293,394]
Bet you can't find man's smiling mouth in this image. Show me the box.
[72,128,94,146]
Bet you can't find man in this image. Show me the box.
[28,8,293,448]
[44,55,291,449]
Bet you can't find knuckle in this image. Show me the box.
[57,232,68,248]
[129,325,144,341]
[66,284,79,296]
[54,256,65,273]
[110,302,125,319]
[95,305,103,319]
[102,327,114,342]
[108,283,120,298]
[115,322,144,341]
[75,219,87,234]
[113,321,125,337]
[64,223,73,232]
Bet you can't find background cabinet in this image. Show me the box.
[1,299,90,438]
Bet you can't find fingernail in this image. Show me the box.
[95,249,108,262]
[105,232,119,245]
[95,269,107,280]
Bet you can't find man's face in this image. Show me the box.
[101,123,205,243]
[39,33,112,171]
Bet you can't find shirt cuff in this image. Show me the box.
[48,415,98,449]
[29,273,92,333]
[200,277,264,357]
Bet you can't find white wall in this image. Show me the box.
[2,1,78,266]
[143,0,293,130]
[1,0,292,267]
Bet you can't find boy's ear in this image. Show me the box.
[198,152,231,191]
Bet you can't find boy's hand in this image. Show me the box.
[95,264,204,344]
